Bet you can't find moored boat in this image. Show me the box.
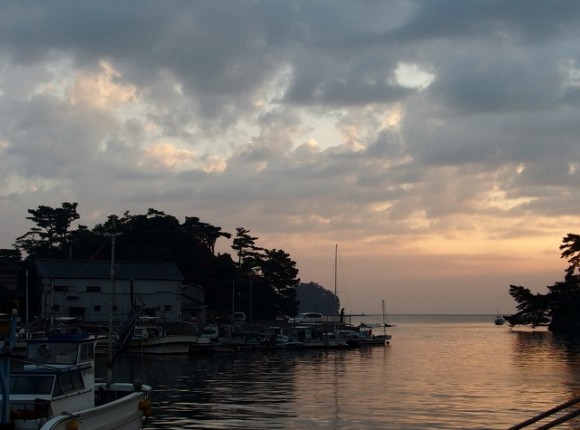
[1,329,152,430]
[346,300,394,347]
[494,311,506,325]
[126,317,199,355]
[357,324,392,346]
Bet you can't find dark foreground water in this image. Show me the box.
[96,314,580,429]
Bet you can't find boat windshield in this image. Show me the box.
[10,375,55,395]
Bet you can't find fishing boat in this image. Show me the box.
[1,316,152,430]
[126,317,199,355]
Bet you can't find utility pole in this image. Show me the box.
[104,219,122,387]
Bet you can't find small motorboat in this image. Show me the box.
[2,329,152,430]
[494,312,506,325]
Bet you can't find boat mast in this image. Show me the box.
[334,244,338,298]
[381,299,386,337]
[334,244,338,329]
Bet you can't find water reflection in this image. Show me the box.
[94,318,580,429]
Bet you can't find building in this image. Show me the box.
[35,259,185,323]
[181,283,208,324]
[0,261,22,314]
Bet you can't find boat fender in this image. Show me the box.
[139,399,153,417]
[66,420,79,430]
[139,399,152,410]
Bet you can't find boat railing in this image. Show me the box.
[113,306,143,358]
[507,396,580,429]
[323,315,352,325]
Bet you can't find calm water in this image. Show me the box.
[96,314,580,429]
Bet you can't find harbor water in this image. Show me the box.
[96,314,580,429]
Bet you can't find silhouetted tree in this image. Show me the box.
[508,233,580,333]
[14,202,80,259]
[231,227,263,269]
[560,233,580,277]
[11,203,303,320]
[257,249,300,318]
[183,217,231,254]
[506,285,550,327]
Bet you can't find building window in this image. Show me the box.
[54,285,68,292]
[93,305,101,312]
[86,286,101,293]
[164,305,171,312]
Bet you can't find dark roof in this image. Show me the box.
[34,259,184,281]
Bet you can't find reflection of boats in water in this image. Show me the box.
[2,318,152,430]
[126,317,199,355]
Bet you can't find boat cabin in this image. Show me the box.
[1,318,152,430]
[26,334,95,365]
[133,325,165,340]
[8,334,98,421]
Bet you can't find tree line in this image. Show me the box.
[507,233,580,334]
[0,202,301,320]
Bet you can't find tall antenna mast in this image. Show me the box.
[104,217,122,387]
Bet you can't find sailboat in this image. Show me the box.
[291,245,349,349]
[356,299,393,346]
[494,311,506,326]
[0,231,153,430]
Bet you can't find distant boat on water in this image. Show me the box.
[494,311,506,325]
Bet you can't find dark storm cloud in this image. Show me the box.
[391,0,580,43]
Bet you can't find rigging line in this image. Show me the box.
[336,247,353,314]
[70,237,111,280]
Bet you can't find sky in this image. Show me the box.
[1,1,579,314]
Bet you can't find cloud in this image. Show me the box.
[1,1,579,313]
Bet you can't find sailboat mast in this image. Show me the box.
[334,244,338,297]
[382,299,386,337]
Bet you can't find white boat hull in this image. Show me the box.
[126,335,198,354]
[39,383,151,430]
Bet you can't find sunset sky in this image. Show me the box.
[1,1,578,314]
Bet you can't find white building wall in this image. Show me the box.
[44,277,182,323]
